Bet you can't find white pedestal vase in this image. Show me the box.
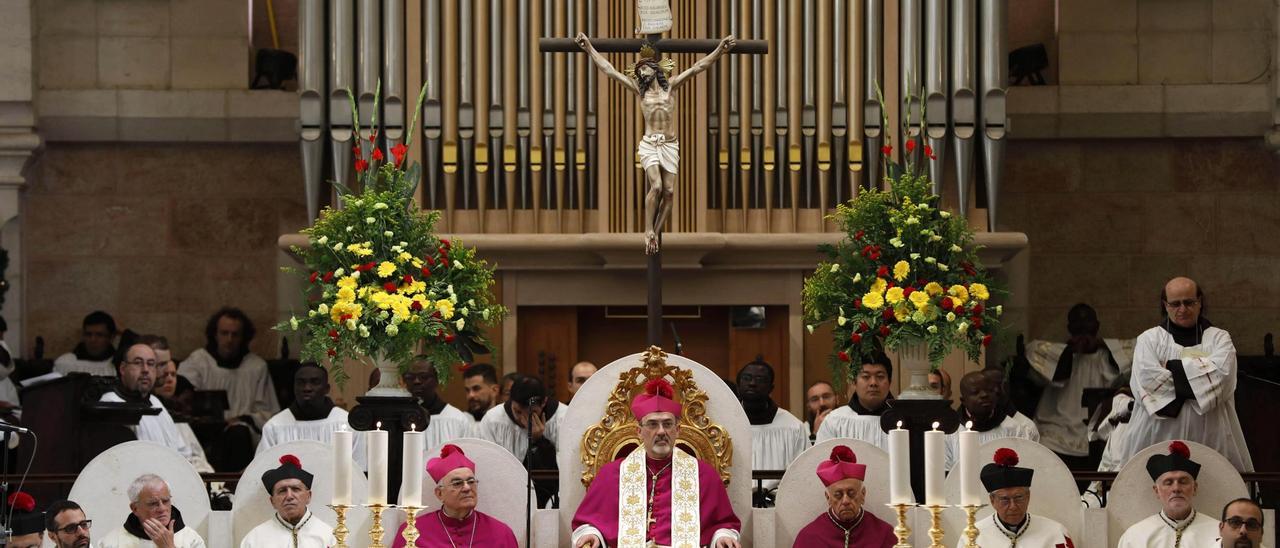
[894,342,944,400]
[364,354,411,397]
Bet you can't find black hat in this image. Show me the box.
[5,492,43,536]
[1146,441,1200,481]
[980,448,1035,492]
[262,454,314,494]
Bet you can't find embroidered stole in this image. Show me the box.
[617,448,700,548]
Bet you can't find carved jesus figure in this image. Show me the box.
[577,33,736,254]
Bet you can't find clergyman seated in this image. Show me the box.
[4,491,45,548]
[240,455,336,547]
[1117,441,1220,547]
[390,444,517,548]
[960,448,1072,547]
[98,474,207,548]
[792,445,895,547]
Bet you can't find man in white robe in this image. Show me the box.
[1217,498,1266,548]
[402,357,473,449]
[817,354,895,451]
[805,381,838,442]
[98,474,206,548]
[945,371,1039,470]
[179,307,279,471]
[479,375,566,507]
[959,447,1074,548]
[257,364,367,470]
[737,357,807,500]
[100,342,213,473]
[461,363,500,435]
[1109,277,1253,472]
[1118,441,1221,547]
[53,310,117,376]
[240,454,336,548]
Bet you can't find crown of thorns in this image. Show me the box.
[623,43,676,80]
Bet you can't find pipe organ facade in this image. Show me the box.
[299,0,1007,234]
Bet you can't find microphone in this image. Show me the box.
[0,422,28,435]
[670,323,683,355]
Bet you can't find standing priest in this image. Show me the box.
[572,378,741,548]
[792,445,895,547]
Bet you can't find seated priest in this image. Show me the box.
[45,499,92,548]
[3,491,45,548]
[961,448,1072,547]
[402,357,474,449]
[816,353,895,450]
[53,310,118,376]
[1118,441,1220,547]
[1026,303,1132,472]
[572,378,742,548]
[1218,498,1265,548]
[391,444,517,547]
[461,363,500,432]
[945,371,1039,470]
[100,340,213,473]
[479,375,564,507]
[240,455,336,548]
[805,381,838,441]
[257,364,366,469]
[737,356,807,502]
[792,446,895,548]
[99,474,206,548]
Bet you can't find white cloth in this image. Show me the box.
[100,391,213,473]
[1110,326,1253,472]
[1028,338,1133,456]
[1118,511,1220,548]
[815,406,890,451]
[750,408,809,491]
[174,422,213,473]
[54,352,115,376]
[1083,393,1136,508]
[97,525,206,548]
[179,349,279,428]
[257,407,368,471]
[944,413,1040,471]
[239,511,336,548]
[478,402,567,461]
[424,403,477,451]
[955,513,1073,548]
[637,134,680,174]
[0,378,19,449]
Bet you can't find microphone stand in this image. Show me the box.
[522,398,537,548]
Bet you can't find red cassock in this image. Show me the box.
[390,509,517,548]
[792,510,897,548]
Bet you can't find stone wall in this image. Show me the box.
[1000,137,1280,354]
[25,143,308,360]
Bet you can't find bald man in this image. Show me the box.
[567,361,598,399]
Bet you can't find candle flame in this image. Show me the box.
[411,423,417,431]
[376,421,383,430]
[932,421,940,430]
[896,420,903,429]
[965,420,973,429]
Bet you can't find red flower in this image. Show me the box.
[859,321,870,332]
[954,306,966,316]
[426,256,436,266]
[440,239,452,249]
[328,329,339,340]
[432,311,442,319]
[971,317,983,329]
[327,348,337,357]
[924,144,935,159]
[1168,441,1191,458]
[371,147,385,162]
[903,286,915,297]
[323,271,335,283]
[961,262,977,276]
[383,282,399,292]
[879,325,891,337]
[982,334,993,347]
[411,300,423,311]
[392,143,409,166]
[361,262,377,272]
[905,139,917,153]
[368,130,378,144]
[420,266,432,278]
[352,145,362,157]
[972,303,985,315]
[861,244,873,257]
[940,297,953,310]
[882,308,895,321]
[441,257,450,267]
[994,448,1019,467]
[881,144,893,156]
[339,313,353,322]
[877,265,889,278]
[355,159,369,173]
[850,333,862,344]
[838,351,850,362]
[855,230,865,241]
[445,334,456,343]
[886,281,896,289]
[403,274,415,284]
[869,249,881,261]
[309,272,319,283]
[854,298,862,309]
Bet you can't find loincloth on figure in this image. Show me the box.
[636,134,680,174]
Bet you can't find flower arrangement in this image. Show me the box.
[278,84,504,386]
[802,110,1002,382]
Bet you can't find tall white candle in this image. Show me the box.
[367,422,388,505]
[332,426,353,505]
[924,421,945,505]
[959,421,982,506]
[401,424,426,507]
[888,421,913,504]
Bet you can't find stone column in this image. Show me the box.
[0,0,40,355]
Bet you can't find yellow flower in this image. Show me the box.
[329,301,362,323]
[377,261,397,278]
[337,275,358,290]
[336,287,356,303]
[893,261,911,282]
[894,303,910,322]
[885,287,905,305]
[924,282,944,296]
[349,243,373,257]
[861,291,885,310]
[870,278,888,295]
[411,258,424,268]
[948,284,969,305]
[436,299,456,319]
[912,309,930,324]
[909,290,931,310]
[408,280,427,294]
[969,283,990,301]
[398,251,413,263]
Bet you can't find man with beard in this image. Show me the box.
[960,448,1073,547]
[180,308,279,471]
[100,341,212,473]
[1218,498,1265,548]
[572,378,741,548]
[258,364,366,470]
[1119,441,1221,547]
[391,445,517,547]
[98,474,206,547]
[402,357,473,449]
[45,499,92,548]
[737,357,807,500]
[806,381,837,441]
[54,310,118,376]
[240,455,336,548]
[479,375,565,507]
[817,353,896,451]
[792,446,896,547]
[944,371,1038,470]
[461,363,500,433]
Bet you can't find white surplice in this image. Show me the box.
[944,412,1040,471]
[257,407,368,471]
[1110,326,1253,472]
[955,513,1073,548]
[423,403,477,451]
[53,352,115,376]
[99,391,214,473]
[179,348,279,428]
[815,406,890,451]
[1117,511,1220,548]
[98,525,206,548]
[750,407,810,491]
[478,402,566,461]
[1027,338,1133,457]
[239,511,336,548]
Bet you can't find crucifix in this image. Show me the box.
[541,4,768,345]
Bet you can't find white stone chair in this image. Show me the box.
[773,439,898,548]
[557,348,755,546]
[62,441,212,547]
[940,436,1082,548]
[230,440,371,548]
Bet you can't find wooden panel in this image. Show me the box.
[577,305,733,382]
[516,306,579,402]
[727,305,792,407]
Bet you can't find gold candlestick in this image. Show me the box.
[327,504,351,548]
[399,505,425,546]
[364,503,388,548]
[961,504,985,548]
[926,504,946,548]
[888,502,914,548]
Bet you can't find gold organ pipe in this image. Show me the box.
[762,0,776,231]
[738,0,752,230]
[787,0,802,231]
[849,0,865,188]
[529,0,543,232]
[474,0,489,232]
[817,0,833,226]
[503,0,518,229]
[442,0,459,229]
[553,0,567,232]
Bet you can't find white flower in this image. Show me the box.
[378,311,389,320]
[346,226,354,232]
[307,310,316,318]
[995,305,1004,316]
[910,253,921,260]
[335,268,345,277]
[482,308,490,320]
[946,312,956,322]
[399,241,408,247]
[365,217,376,224]
[359,325,370,338]
[950,244,963,253]
[333,242,344,251]
[956,321,969,333]
[289,316,299,329]
[927,325,938,334]
[460,307,469,317]
[373,202,389,210]
[454,261,465,270]
[317,236,329,245]
[345,319,358,330]
[806,324,815,335]
[351,271,360,279]
[889,237,904,248]
[830,264,840,273]
[384,230,394,237]
[317,303,329,314]
[852,273,862,283]
[838,316,847,327]
[940,211,951,218]
[386,324,399,336]
[905,216,919,225]
[924,257,937,264]
[938,264,950,272]
[468,299,476,307]
[930,235,942,242]
[920,229,933,236]
[447,284,456,295]
[450,294,458,304]
[456,318,466,330]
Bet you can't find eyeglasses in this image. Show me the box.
[1164,298,1200,309]
[1224,517,1262,532]
[56,520,92,534]
[126,358,159,368]
[993,495,1028,506]
[443,478,478,490]
[641,419,677,431]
